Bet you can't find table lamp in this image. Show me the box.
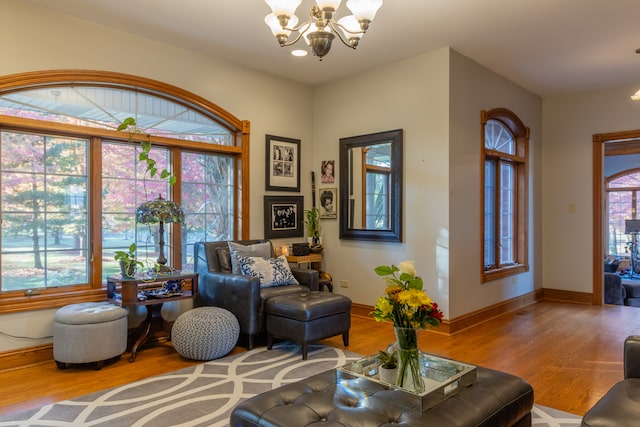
[136,194,184,270]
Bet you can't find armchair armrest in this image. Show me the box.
[624,335,640,379]
[195,271,262,336]
[291,268,319,291]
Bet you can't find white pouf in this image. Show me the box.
[53,302,128,370]
[172,307,240,360]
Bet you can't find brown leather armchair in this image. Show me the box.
[193,240,319,349]
[581,335,640,426]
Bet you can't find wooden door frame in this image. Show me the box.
[593,129,640,304]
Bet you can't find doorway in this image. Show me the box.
[593,130,640,304]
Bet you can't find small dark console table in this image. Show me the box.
[107,272,198,362]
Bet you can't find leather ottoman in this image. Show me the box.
[265,291,351,360]
[230,367,534,427]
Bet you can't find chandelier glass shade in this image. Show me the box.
[265,0,383,59]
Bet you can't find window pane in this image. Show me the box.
[182,152,235,272]
[1,131,89,291]
[484,160,495,267]
[365,171,389,229]
[485,120,515,155]
[499,162,515,264]
[0,87,234,146]
[608,190,633,256]
[609,172,640,189]
[101,141,170,281]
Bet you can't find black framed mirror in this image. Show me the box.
[339,129,403,241]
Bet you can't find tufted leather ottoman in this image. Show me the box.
[266,291,351,360]
[230,367,534,427]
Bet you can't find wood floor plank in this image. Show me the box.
[0,300,637,418]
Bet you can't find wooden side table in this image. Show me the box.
[285,253,323,271]
[107,272,198,362]
[285,253,333,292]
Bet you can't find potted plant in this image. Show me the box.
[377,348,398,385]
[114,243,144,278]
[304,207,321,247]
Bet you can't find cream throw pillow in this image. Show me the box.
[228,241,271,274]
[237,255,299,288]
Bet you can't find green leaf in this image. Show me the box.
[374,265,396,276]
[407,277,423,290]
[117,117,136,131]
[169,175,177,186]
[159,170,171,179]
[141,141,151,153]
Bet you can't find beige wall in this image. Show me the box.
[449,50,543,317]
[312,48,452,315]
[542,83,640,293]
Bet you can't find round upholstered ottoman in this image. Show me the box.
[172,307,239,360]
[53,302,128,370]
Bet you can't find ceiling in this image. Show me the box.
[24,0,640,97]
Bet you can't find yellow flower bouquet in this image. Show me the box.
[370,260,443,391]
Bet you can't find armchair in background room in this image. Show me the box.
[193,240,319,349]
[604,273,625,305]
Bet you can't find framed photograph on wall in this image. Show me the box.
[264,195,304,239]
[318,187,337,219]
[320,160,335,183]
[265,134,301,192]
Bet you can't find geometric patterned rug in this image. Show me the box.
[0,343,582,426]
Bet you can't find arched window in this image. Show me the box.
[481,108,529,282]
[606,169,640,258]
[0,70,249,312]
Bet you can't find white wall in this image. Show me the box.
[0,0,313,352]
[312,48,452,315]
[449,50,543,318]
[543,83,640,292]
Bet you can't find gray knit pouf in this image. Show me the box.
[172,307,240,360]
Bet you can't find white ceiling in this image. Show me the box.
[24,0,640,97]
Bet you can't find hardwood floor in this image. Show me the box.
[1,300,639,418]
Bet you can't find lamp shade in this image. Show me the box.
[136,195,184,225]
[346,0,383,21]
[316,0,342,11]
[265,0,301,17]
[265,13,299,36]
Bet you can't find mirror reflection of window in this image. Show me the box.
[362,144,391,229]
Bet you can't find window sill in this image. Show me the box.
[0,287,107,314]
[482,264,528,283]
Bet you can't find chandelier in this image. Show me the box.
[264,0,383,60]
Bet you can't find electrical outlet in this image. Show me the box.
[340,280,349,288]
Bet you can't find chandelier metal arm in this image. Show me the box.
[328,21,359,49]
[278,21,313,47]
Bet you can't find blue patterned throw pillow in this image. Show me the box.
[237,255,299,288]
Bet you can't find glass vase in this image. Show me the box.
[393,327,425,393]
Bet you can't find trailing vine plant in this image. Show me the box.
[117,117,177,186]
[115,117,178,279]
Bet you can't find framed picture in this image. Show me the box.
[319,187,337,219]
[265,134,300,192]
[264,195,304,239]
[320,160,335,184]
